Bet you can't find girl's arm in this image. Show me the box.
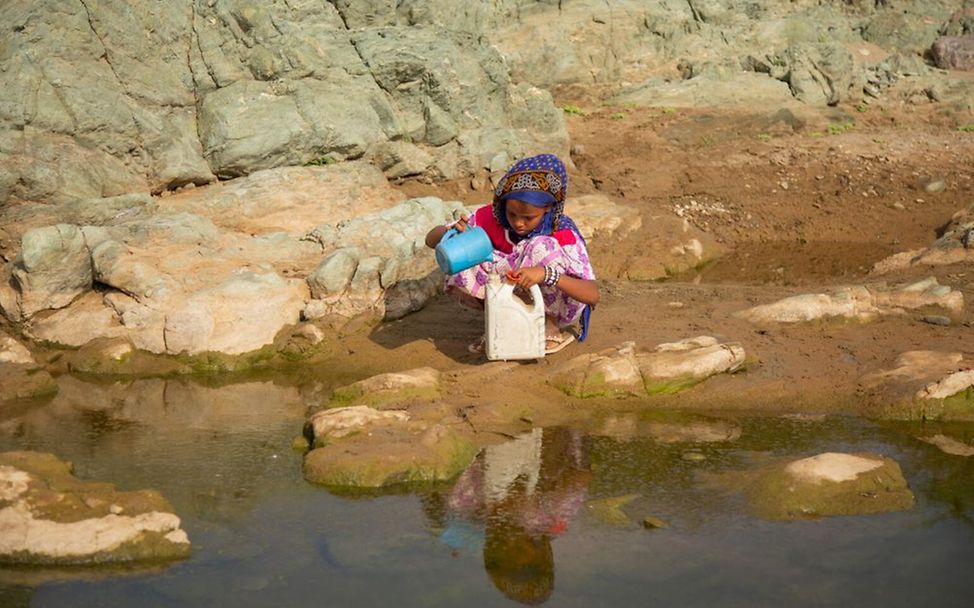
[557,274,600,306]
[511,267,600,306]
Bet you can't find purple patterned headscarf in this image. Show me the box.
[492,153,583,242]
[493,153,568,207]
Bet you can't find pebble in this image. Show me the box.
[923,179,947,194]
[922,315,951,326]
[681,451,706,462]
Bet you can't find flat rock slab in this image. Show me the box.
[326,367,442,409]
[735,277,962,324]
[550,337,745,398]
[0,451,190,565]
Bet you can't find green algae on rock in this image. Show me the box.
[743,452,914,520]
[325,367,443,410]
[550,338,745,399]
[302,422,477,488]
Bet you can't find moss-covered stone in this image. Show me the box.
[744,452,914,520]
[302,424,477,488]
[643,375,704,395]
[68,339,189,376]
[325,368,442,409]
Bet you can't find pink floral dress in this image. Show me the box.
[443,205,595,331]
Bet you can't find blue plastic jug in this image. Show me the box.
[435,226,493,274]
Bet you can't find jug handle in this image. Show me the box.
[529,284,544,315]
[441,227,459,241]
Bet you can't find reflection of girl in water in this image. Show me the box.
[431,427,590,605]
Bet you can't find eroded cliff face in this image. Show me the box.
[1,1,969,208]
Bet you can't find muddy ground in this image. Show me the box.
[383,95,974,418]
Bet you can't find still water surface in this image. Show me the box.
[0,375,972,607]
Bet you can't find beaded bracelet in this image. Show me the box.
[543,265,561,287]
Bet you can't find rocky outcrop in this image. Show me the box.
[0,165,446,355]
[3,1,970,208]
[735,277,963,324]
[0,451,190,565]
[1,156,642,357]
[550,337,745,398]
[0,0,567,206]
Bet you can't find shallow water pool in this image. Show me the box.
[1,376,972,607]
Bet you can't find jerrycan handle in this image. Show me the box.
[500,279,544,315]
[527,283,544,316]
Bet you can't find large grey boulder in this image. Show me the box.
[10,224,92,319]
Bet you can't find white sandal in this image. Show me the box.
[545,332,575,354]
[467,335,486,354]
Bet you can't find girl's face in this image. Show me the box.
[505,198,551,236]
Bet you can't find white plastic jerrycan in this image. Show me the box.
[485,273,545,361]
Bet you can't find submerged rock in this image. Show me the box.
[0,451,190,565]
[587,494,639,527]
[596,412,742,444]
[743,452,914,520]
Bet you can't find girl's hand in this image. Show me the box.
[507,266,545,289]
[425,213,469,248]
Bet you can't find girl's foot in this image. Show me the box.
[467,335,486,354]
